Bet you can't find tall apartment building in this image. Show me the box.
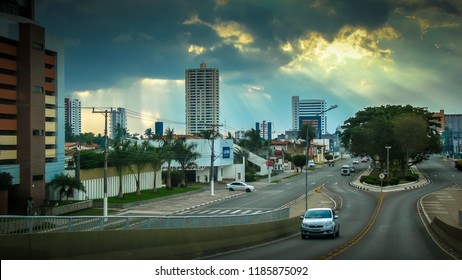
[292,96,328,138]
[185,62,220,135]
[256,120,273,140]
[0,0,65,214]
[64,97,81,135]
[444,112,462,158]
[110,107,127,139]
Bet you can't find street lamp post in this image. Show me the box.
[305,105,338,211]
[385,146,391,182]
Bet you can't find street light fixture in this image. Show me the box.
[305,104,338,211]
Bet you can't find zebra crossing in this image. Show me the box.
[173,207,272,216]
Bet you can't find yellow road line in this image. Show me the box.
[319,192,385,260]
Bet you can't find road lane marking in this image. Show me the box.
[320,192,385,260]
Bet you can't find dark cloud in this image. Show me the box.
[392,0,462,15]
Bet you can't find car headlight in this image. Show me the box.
[324,221,334,227]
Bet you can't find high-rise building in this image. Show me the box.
[0,0,65,214]
[64,97,81,135]
[110,107,127,139]
[256,120,273,140]
[155,121,163,136]
[292,96,328,138]
[185,62,220,135]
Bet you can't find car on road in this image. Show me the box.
[352,159,359,164]
[349,166,355,173]
[361,157,369,163]
[308,160,315,167]
[225,181,255,192]
[341,165,351,176]
[300,208,340,239]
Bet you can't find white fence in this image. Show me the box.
[64,171,161,201]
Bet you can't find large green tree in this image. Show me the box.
[341,105,441,173]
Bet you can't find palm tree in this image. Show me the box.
[234,146,249,164]
[175,138,200,187]
[109,139,131,199]
[242,128,262,154]
[126,141,151,196]
[158,128,176,190]
[146,144,164,192]
[144,128,153,140]
[47,174,85,201]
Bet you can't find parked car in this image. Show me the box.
[300,208,340,239]
[225,181,255,192]
[308,160,315,167]
[341,165,351,176]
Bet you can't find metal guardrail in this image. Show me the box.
[0,208,289,235]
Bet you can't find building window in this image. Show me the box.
[33,86,43,93]
[32,129,44,136]
[32,175,44,181]
[31,42,43,50]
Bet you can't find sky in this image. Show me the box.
[35,0,462,137]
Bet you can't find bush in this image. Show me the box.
[245,172,257,182]
[360,175,380,185]
[388,178,400,185]
[456,160,462,171]
[161,170,182,187]
[405,173,419,181]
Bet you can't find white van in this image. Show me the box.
[341,165,351,176]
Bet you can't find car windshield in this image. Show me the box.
[305,210,332,218]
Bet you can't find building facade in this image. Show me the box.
[444,112,462,158]
[256,120,273,140]
[0,0,65,214]
[64,97,81,135]
[110,107,127,139]
[292,96,328,138]
[185,62,220,135]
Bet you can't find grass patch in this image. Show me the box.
[94,186,202,204]
[63,208,119,216]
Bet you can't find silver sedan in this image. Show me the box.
[225,181,255,192]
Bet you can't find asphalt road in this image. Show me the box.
[204,157,457,260]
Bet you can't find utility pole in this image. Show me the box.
[304,105,338,211]
[92,108,111,217]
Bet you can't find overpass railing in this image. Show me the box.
[0,208,289,235]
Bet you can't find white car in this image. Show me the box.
[300,208,340,239]
[225,181,255,192]
[308,160,315,167]
[352,159,359,164]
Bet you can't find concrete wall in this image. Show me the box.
[0,217,299,259]
[430,217,462,255]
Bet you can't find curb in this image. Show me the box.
[349,165,431,193]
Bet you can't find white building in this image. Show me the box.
[64,98,81,135]
[185,62,220,135]
[292,96,328,137]
[110,107,127,139]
